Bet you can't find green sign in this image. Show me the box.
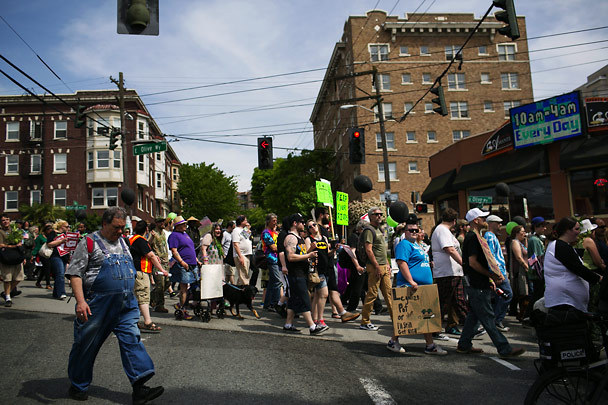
[66,201,87,210]
[133,141,167,156]
[468,196,493,204]
[315,181,333,206]
[336,191,349,226]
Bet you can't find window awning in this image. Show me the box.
[422,169,456,202]
[560,133,608,169]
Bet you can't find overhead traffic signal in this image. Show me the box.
[74,105,86,128]
[493,0,520,41]
[415,203,428,214]
[257,137,273,170]
[117,0,159,35]
[430,85,448,116]
[348,128,365,164]
[110,127,121,150]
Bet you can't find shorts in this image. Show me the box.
[170,263,200,285]
[0,263,24,282]
[134,271,151,304]
[314,274,328,290]
[325,265,338,291]
[224,263,236,277]
[287,275,311,314]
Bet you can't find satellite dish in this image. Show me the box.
[353,175,373,193]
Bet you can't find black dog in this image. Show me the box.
[222,284,260,319]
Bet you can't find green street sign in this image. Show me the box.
[66,201,87,210]
[336,191,349,226]
[468,196,493,204]
[315,181,333,206]
[133,141,167,156]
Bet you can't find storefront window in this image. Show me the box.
[437,195,459,215]
[570,167,608,216]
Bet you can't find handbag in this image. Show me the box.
[252,242,268,270]
[0,246,25,265]
[39,243,53,259]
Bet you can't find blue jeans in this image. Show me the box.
[50,256,66,298]
[264,261,282,307]
[493,278,513,324]
[458,286,512,355]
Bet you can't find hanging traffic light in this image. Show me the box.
[430,85,448,116]
[415,203,428,214]
[109,127,121,150]
[117,0,159,35]
[348,128,365,164]
[258,137,273,170]
[493,0,520,41]
[74,105,86,128]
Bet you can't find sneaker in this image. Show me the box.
[4,300,12,308]
[317,319,328,327]
[341,311,360,323]
[425,344,448,356]
[496,322,510,332]
[374,307,388,315]
[60,294,67,300]
[432,333,451,341]
[473,328,487,339]
[173,303,181,310]
[445,326,462,336]
[456,345,484,354]
[359,323,379,331]
[499,347,526,359]
[182,310,194,320]
[169,292,177,298]
[275,304,287,319]
[132,385,164,405]
[387,339,406,354]
[68,385,88,401]
[283,325,300,333]
[310,324,329,335]
[265,305,276,313]
[12,289,21,297]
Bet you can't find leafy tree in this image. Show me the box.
[178,163,239,221]
[19,203,66,226]
[65,210,102,232]
[243,206,266,235]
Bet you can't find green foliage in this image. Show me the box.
[178,163,239,222]
[64,211,102,232]
[19,203,66,227]
[4,223,23,244]
[243,206,266,234]
[349,198,386,226]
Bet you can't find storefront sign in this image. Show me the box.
[335,191,349,226]
[482,121,513,157]
[510,91,583,149]
[468,196,492,204]
[585,97,608,132]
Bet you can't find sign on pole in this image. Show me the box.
[336,191,349,226]
[133,141,167,156]
[391,285,442,336]
[315,181,333,207]
[467,196,492,204]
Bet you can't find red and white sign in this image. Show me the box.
[56,232,80,256]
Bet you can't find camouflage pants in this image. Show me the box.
[150,262,170,309]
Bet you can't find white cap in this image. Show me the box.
[579,219,598,234]
[465,208,490,222]
[486,215,503,223]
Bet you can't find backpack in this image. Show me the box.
[252,241,268,270]
[356,226,377,267]
[224,242,235,266]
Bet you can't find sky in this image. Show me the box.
[1,0,607,191]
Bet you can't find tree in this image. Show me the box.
[178,163,239,221]
[19,203,66,226]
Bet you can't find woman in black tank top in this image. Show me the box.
[305,220,330,328]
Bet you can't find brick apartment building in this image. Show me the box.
[310,9,533,229]
[0,89,181,222]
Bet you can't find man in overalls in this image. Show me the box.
[66,207,164,404]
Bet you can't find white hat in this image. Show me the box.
[579,219,598,234]
[465,208,490,222]
[486,215,503,223]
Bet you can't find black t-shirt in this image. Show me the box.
[284,233,308,277]
[307,235,330,276]
[347,232,359,249]
[129,236,152,272]
[462,231,491,289]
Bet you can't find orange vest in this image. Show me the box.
[129,234,152,274]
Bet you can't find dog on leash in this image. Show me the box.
[223,284,260,319]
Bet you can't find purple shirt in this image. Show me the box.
[168,230,197,266]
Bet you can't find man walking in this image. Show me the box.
[457,208,525,358]
[222,221,236,284]
[484,215,512,332]
[0,213,25,307]
[66,207,164,403]
[232,215,252,286]
[261,213,282,310]
[148,218,170,313]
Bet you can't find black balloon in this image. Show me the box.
[353,175,373,193]
[388,200,409,223]
[121,188,135,206]
[75,209,87,221]
[512,216,526,226]
[495,182,510,197]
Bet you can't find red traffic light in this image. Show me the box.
[353,131,361,138]
[260,140,269,149]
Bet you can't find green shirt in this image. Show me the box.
[364,225,387,265]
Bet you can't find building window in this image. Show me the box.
[113,150,121,169]
[374,103,393,121]
[427,131,437,142]
[54,154,67,172]
[373,74,391,91]
[571,167,608,216]
[406,131,416,143]
[422,73,432,84]
[87,152,94,169]
[376,132,395,150]
[504,100,521,118]
[30,121,42,139]
[138,188,143,210]
[478,45,488,55]
[96,150,110,168]
[138,121,147,140]
[408,161,419,173]
[501,72,519,89]
[484,101,494,112]
[6,155,19,174]
[54,121,67,139]
[404,102,414,114]
[425,102,433,113]
[172,167,178,181]
[138,155,145,171]
[5,191,18,211]
[399,46,410,56]
[156,152,161,161]
[156,173,162,188]
[447,73,466,90]
[497,44,516,61]
[378,162,397,181]
[453,130,471,141]
[30,190,41,205]
[54,189,66,207]
[445,45,458,61]
[450,102,469,119]
[6,122,19,141]
[92,187,118,207]
[369,44,389,62]
[30,154,41,173]
[420,45,430,56]
[481,72,491,84]
[401,73,412,84]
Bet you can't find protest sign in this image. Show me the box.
[336,191,349,226]
[315,181,333,206]
[391,285,442,336]
[56,232,80,256]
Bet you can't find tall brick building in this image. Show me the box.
[310,10,533,229]
[0,89,181,222]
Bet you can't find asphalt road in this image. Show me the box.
[1,309,540,404]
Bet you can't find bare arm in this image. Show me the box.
[443,246,463,266]
[171,247,188,270]
[511,240,528,269]
[47,235,66,248]
[396,259,418,290]
[469,254,504,282]
[285,234,316,262]
[583,237,606,271]
[233,241,245,266]
[146,251,168,275]
[279,251,288,274]
[71,276,92,322]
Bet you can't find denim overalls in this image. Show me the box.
[68,234,154,392]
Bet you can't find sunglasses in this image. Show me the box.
[371,212,384,217]
[308,224,317,229]
[406,228,419,233]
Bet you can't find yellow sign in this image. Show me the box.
[391,285,442,336]
[336,191,349,226]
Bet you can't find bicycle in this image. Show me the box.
[524,312,608,404]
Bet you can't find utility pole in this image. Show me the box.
[373,68,391,206]
[110,72,129,191]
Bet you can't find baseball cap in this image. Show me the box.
[531,217,546,226]
[486,215,503,223]
[465,208,490,222]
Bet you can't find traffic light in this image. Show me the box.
[430,85,448,116]
[415,203,428,214]
[74,105,86,128]
[257,137,273,170]
[117,0,159,35]
[348,128,365,164]
[493,0,520,40]
[110,127,121,150]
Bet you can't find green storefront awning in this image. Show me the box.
[421,169,456,202]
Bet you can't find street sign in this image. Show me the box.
[66,201,87,210]
[133,141,167,156]
[468,196,492,204]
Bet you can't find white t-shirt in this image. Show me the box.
[162,229,173,260]
[231,226,253,257]
[431,224,463,278]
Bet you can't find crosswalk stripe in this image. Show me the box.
[490,356,521,370]
[359,377,397,405]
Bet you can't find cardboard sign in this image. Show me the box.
[56,232,80,256]
[315,181,333,206]
[336,191,349,226]
[391,285,442,336]
[199,264,224,299]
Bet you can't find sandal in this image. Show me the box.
[331,313,341,319]
[140,322,162,332]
